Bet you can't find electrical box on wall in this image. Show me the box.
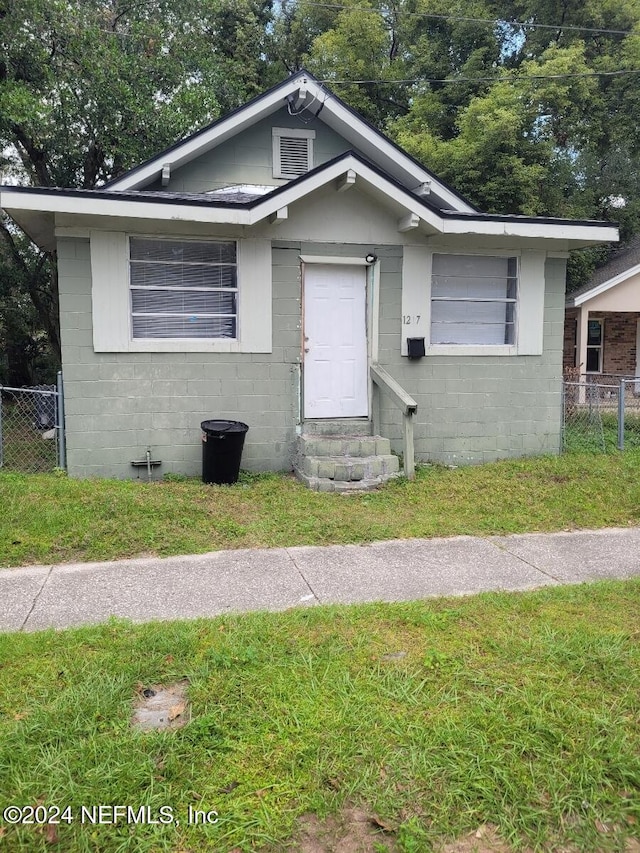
[407,337,426,359]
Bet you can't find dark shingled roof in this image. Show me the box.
[1,185,272,206]
[569,234,640,303]
[109,188,268,204]
[2,155,616,228]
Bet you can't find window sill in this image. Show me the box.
[95,339,270,354]
[425,344,518,357]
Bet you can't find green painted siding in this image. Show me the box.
[57,237,564,479]
[147,107,350,193]
[58,237,301,478]
[375,255,565,464]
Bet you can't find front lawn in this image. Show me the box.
[0,582,638,852]
[1,450,640,568]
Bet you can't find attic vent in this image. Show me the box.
[273,127,315,179]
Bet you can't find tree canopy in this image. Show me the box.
[1,0,639,382]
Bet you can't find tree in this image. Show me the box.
[387,0,640,283]
[0,225,57,385]
[0,0,274,381]
[3,0,640,378]
[269,0,342,78]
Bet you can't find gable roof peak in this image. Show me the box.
[567,233,636,306]
[105,70,476,213]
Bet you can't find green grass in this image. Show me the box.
[563,411,640,453]
[0,405,57,473]
[2,450,640,568]
[0,582,638,851]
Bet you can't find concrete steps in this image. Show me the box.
[294,420,400,492]
[302,418,373,436]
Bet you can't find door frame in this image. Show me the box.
[299,254,380,421]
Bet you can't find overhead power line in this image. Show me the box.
[299,3,635,37]
[13,5,636,41]
[318,68,640,85]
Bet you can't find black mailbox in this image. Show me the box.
[407,337,426,359]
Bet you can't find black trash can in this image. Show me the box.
[201,420,249,484]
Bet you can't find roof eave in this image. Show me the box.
[0,163,619,251]
[441,216,618,246]
[571,260,640,306]
[103,70,477,214]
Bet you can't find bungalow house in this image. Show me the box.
[564,236,640,382]
[0,71,618,488]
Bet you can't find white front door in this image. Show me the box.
[303,263,368,418]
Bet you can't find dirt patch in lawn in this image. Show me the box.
[295,806,399,852]
[436,824,530,852]
[291,810,529,853]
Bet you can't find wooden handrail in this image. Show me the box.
[370,364,417,480]
[370,365,417,414]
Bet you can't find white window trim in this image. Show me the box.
[585,316,604,373]
[401,247,546,357]
[272,127,315,179]
[90,230,272,353]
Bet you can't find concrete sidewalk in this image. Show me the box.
[1,527,639,633]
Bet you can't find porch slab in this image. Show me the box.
[299,436,391,457]
[302,419,372,436]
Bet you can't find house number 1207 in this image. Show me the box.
[402,315,420,324]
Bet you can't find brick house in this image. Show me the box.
[564,237,640,380]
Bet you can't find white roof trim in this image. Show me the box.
[572,261,640,306]
[0,160,619,247]
[105,71,476,213]
[246,155,442,229]
[0,189,251,225]
[440,216,617,243]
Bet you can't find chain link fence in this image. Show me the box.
[562,377,640,453]
[0,374,66,472]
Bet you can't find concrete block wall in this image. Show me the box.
[376,255,566,465]
[58,237,566,478]
[57,237,303,479]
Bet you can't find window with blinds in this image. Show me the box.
[431,254,518,346]
[129,238,237,339]
[272,127,315,179]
